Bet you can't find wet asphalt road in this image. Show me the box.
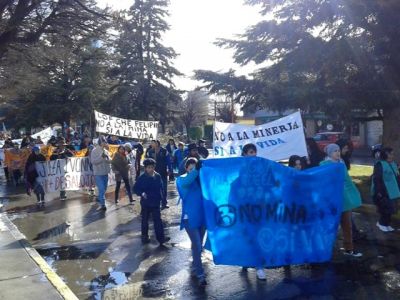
[2,177,400,299]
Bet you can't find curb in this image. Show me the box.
[0,213,78,300]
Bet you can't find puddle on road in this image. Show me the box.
[37,243,109,260]
[90,271,132,297]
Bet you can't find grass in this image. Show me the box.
[349,165,373,203]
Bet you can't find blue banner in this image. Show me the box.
[200,157,345,267]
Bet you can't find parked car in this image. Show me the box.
[313,132,353,152]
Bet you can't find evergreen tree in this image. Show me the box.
[0,0,108,59]
[195,0,400,157]
[4,20,112,128]
[110,0,181,127]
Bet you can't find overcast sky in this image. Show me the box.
[98,0,262,91]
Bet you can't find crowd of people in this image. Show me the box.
[176,138,400,286]
[1,131,399,287]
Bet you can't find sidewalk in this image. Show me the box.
[0,212,77,300]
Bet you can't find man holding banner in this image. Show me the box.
[90,136,111,211]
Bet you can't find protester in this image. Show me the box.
[2,138,13,181]
[173,142,186,171]
[305,137,325,168]
[25,146,46,205]
[71,132,82,149]
[145,140,171,209]
[372,147,400,232]
[50,139,73,200]
[320,144,362,257]
[176,157,207,286]
[166,139,177,182]
[336,139,352,170]
[197,139,209,159]
[86,143,96,197]
[80,136,92,150]
[288,155,305,170]
[90,136,111,211]
[21,133,32,148]
[107,135,122,145]
[124,143,137,189]
[48,135,57,147]
[241,143,267,280]
[134,143,144,180]
[335,139,366,239]
[179,143,200,175]
[111,145,134,205]
[9,143,23,185]
[166,138,177,157]
[134,158,170,245]
[35,136,44,145]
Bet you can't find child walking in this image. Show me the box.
[134,158,170,245]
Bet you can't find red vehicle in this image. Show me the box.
[313,132,354,152]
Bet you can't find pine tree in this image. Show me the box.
[111,0,181,127]
[195,0,400,157]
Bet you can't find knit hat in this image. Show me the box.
[124,143,132,150]
[325,143,340,158]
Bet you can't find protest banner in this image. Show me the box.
[36,157,116,193]
[95,110,158,140]
[199,157,344,267]
[31,127,55,144]
[10,127,55,146]
[4,148,31,170]
[213,111,308,161]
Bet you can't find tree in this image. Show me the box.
[0,0,108,59]
[178,91,209,135]
[3,22,112,128]
[110,0,181,125]
[217,102,236,123]
[195,0,400,158]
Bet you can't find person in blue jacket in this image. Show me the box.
[176,157,207,286]
[134,158,170,245]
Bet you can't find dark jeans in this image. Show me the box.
[184,221,206,278]
[161,174,168,207]
[13,169,21,185]
[115,176,133,202]
[141,206,165,243]
[376,197,397,226]
[34,182,45,202]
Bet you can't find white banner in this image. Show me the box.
[35,157,115,193]
[94,110,158,140]
[31,127,55,144]
[7,127,55,146]
[213,111,308,161]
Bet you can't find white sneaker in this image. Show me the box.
[387,226,395,232]
[256,268,266,281]
[376,222,389,232]
[344,250,363,258]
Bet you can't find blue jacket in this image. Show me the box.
[176,169,205,230]
[145,147,172,176]
[134,172,164,207]
[173,148,185,169]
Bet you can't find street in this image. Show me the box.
[2,175,400,300]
